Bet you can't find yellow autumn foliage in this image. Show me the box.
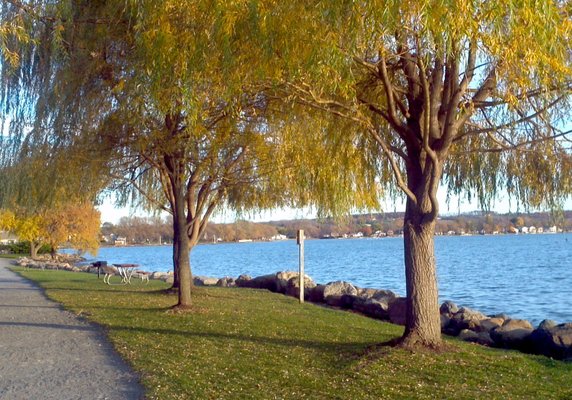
[0,203,100,257]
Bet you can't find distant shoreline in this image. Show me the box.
[98,230,570,248]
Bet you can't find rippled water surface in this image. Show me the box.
[77,233,572,324]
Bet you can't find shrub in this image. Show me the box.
[6,241,51,255]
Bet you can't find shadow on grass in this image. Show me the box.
[76,305,174,313]
[530,355,572,368]
[14,281,170,294]
[108,323,389,363]
[48,287,168,294]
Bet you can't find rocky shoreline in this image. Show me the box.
[14,256,572,361]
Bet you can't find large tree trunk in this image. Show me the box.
[172,181,192,308]
[30,241,40,259]
[171,232,180,290]
[401,203,441,348]
[399,158,442,348]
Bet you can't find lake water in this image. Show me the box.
[73,233,572,325]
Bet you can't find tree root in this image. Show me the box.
[167,303,194,314]
[162,287,179,295]
[394,333,453,354]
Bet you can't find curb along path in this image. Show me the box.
[0,258,145,400]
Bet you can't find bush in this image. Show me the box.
[0,244,12,254]
[3,241,51,255]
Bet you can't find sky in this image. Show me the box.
[97,188,572,225]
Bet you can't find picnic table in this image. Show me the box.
[112,264,138,284]
[99,263,139,285]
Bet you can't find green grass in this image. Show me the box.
[0,253,23,259]
[13,268,572,400]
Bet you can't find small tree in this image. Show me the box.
[1,203,100,258]
[43,202,101,256]
[0,210,40,255]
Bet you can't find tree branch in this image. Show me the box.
[367,127,417,205]
[378,54,414,140]
[108,173,170,214]
[455,95,565,141]
[452,129,571,155]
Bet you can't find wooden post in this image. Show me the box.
[297,229,305,303]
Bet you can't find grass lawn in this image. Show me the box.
[0,253,23,259]
[13,268,572,400]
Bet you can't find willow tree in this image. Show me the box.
[0,0,117,209]
[76,1,303,309]
[230,1,572,348]
[1,0,378,308]
[94,0,379,308]
[104,99,297,308]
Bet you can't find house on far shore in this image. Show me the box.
[0,231,17,245]
[271,234,288,241]
[114,236,127,246]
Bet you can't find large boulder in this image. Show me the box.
[353,298,391,320]
[362,288,397,302]
[490,318,534,349]
[528,320,572,360]
[151,271,168,280]
[387,297,407,326]
[441,314,451,330]
[352,289,395,320]
[216,277,236,287]
[285,276,316,299]
[444,307,487,336]
[476,317,505,333]
[356,288,379,299]
[61,263,73,271]
[356,288,397,301]
[323,281,358,307]
[458,329,495,346]
[54,253,84,263]
[275,271,300,293]
[238,274,279,292]
[440,301,459,317]
[338,294,360,309]
[235,274,252,287]
[16,257,30,267]
[490,313,511,321]
[193,276,219,286]
[307,284,326,303]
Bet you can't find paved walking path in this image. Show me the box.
[0,258,145,400]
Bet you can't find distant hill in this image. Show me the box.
[260,210,571,239]
[99,211,572,245]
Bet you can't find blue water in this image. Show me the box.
[71,233,572,325]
